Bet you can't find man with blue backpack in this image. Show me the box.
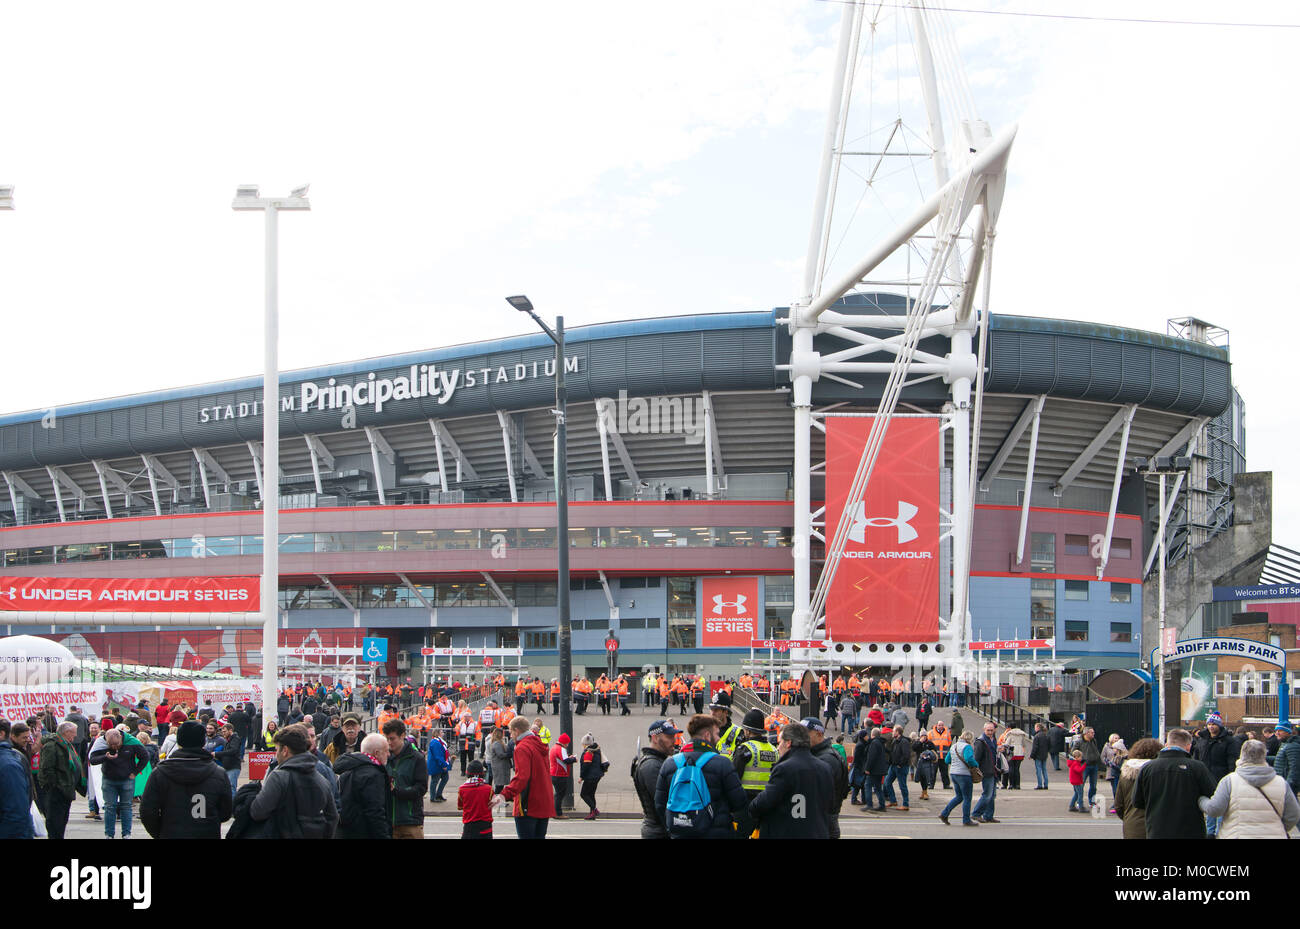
[654,714,749,839]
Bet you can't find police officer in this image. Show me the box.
[713,699,742,758]
[732,708,780,808]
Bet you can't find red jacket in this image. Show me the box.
[458,778,493,825]
[549,742,575,778]
[500,732,555,819]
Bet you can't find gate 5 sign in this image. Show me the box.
[824,417,940,642]
[700,577,759,647]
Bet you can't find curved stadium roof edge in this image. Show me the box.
[0,304,1229,430]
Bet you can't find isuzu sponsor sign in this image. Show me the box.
[700,577,759,647]
[197,356,581,423]
[0,576,259,612]
[1148,636,1285,668]
[825,417,940,642]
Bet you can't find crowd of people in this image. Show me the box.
[4,669,1298,840]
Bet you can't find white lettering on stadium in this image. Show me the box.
[197,357,581,423]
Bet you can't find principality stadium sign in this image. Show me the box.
[197,356,582,423]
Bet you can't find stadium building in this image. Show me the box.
[0,297,1241,684]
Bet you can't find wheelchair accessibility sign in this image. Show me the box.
[362,637,389,663]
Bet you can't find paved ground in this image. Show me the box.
[55,697,1128,838]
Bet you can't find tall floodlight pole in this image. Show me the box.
[1140,454,1189,740]
[1157,471,1167,741]
[506,295,573,808]
[233,184,310,730]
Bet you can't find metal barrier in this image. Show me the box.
[982,697,1051,733]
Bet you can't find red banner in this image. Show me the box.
[825,417,940,642]
[700,577,760,647]
[0,576,259,612]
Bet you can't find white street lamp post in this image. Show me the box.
[232,184,310,728]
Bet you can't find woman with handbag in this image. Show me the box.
[578,732,607,820]
[938,731,980,827]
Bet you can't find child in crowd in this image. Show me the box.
[1067,749,1087,812]
[458,760,493,839]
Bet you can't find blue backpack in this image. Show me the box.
[666,750,717,838]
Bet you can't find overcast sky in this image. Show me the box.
[0,0,1294,544]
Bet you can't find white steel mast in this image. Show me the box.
[786,0,1014,677]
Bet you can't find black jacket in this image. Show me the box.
[249,752,338,839]
[810,739,848,815]
[311,711,328,735]
[276,695,292,715]
[88,740,149,781]
[972,735,998,777]
[334,751,393,839]
[654,742,749,839]
[302,697,318,715]
[1049,725,1067,753]
[1030,731,1052,762]
[888,736,913,768]
[632,747,670,839]
[1131,747,1216,839]
[227,708,250,739]
[1192,729,1237,781]
[747,746,833,839]
[579,743,605,781]
[386,741,428,827]
[864,736,889,776]
[140,748,233,839]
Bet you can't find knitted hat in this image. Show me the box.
[581,732,595,747]
[1206,712,1224,727]
[176,720,206,749]
[557,733,571,746]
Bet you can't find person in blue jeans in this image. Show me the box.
[88,729,148,838]
[939,733,979,826]
[1030,722,1051,789]
[883,731,911,809]
[970,722,1000,823]
[215,723,243,797]
[427,730,452,802]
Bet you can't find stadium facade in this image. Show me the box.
[0,296,1238,682]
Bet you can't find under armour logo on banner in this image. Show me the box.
[849,501,919,544]
[712,594,748,616]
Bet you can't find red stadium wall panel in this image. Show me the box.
[824,417,940,642]
[0,576,259,612]
[700,576,760,647]
[46,629,363,677]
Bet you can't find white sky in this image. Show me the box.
[0,0,1294,545]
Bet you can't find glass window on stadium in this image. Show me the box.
[497,630,519,649]
[1064,534,1090,557]
[668,578,696,649]
[1030,533,1055,573]
[1030,579,1056,640]
[1064,579,1089,601]
[1110,582,1131,603]
[524,631,556,650]
[1109,622,1132,643]
[1064,620,1089,641]
[765,575,792,640]
[1109,537,1132,559]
